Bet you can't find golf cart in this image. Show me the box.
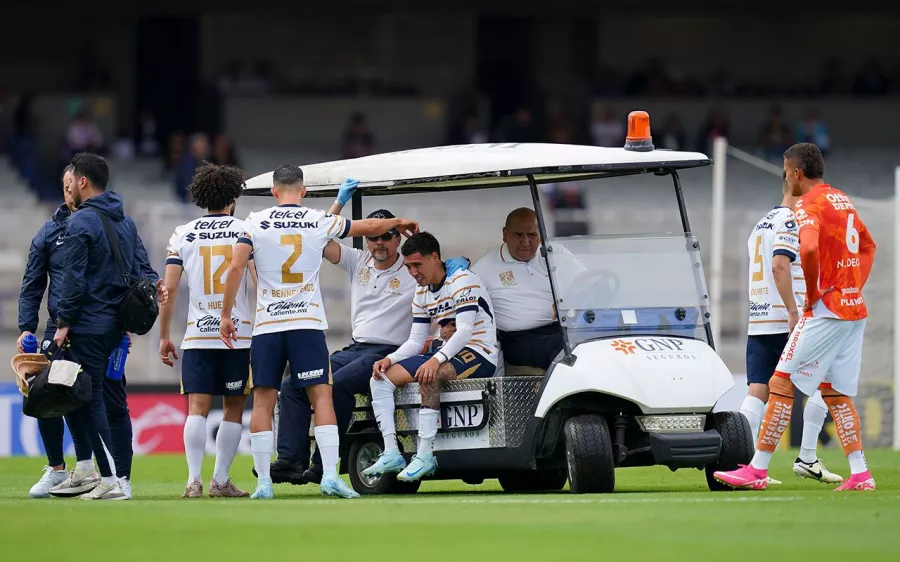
[243,111,753,494]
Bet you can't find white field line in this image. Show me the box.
[283,494,894,506]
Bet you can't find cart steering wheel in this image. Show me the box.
[563,269,621,310]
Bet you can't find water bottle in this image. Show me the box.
[106,334,130,380]
[22,334,38,354]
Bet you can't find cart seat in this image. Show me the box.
[503,364,546,377]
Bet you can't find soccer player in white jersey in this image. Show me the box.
[741,179,841,484]
[219,164,419,499]
[366,232,500,482]
[159,163,255,498]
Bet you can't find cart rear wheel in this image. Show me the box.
[564,414,615,494]
[705,411,754,491]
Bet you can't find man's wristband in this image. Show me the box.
[434,351,449,364]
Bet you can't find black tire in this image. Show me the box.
[564,414,615,494]
[498,470,568,493]
[705,411,754,492]
[347,435,420,495]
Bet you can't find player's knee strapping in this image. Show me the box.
[757,373,795,452]
[820,385,863,454]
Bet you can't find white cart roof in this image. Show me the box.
[242,143,711,197]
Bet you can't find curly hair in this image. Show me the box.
[188,162,246,211]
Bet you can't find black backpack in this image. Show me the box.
[90,208,159,335]
[21,343,92,418]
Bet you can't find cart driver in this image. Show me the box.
[471,208,585,370]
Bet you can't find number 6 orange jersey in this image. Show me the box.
[794,184,876,320]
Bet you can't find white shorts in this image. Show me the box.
[775,316,866,397]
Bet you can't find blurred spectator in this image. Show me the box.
[174,133,210,202]
[494,106,539,143]
[166,131,187,172]
[341,112,374,159]
[212,133,239,167]
[590,105,624,147]
[758,105,792,161]
[64,107,104,154]
[217,59,275,95]
[695,109,730,153]
[137,110,160,158]
[795,110,830,156]
[111,129,135,161]
[654,113,688,151]
[462,114,489,144]
[547,102,576,144]
[818,58,849,96]
[853,59,891,96]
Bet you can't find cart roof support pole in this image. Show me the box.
[526,174,574,364]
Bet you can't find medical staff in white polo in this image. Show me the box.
[471,207,584,370]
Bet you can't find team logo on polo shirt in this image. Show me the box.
[498,270,516,286]
[389,277,401,290]
[357,268,371,286]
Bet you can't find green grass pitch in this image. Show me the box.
[1,448,897,562]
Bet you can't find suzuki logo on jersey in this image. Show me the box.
[185,233,196,242]
[267,300,310,316]
[194,219,234,230]
[198,231,240,241]
[260,221,271,230]
[197,314,240,333]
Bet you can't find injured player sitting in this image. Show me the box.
[365,232,499,482]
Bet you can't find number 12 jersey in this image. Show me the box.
[167,215,253,349]
[238,204,351,336]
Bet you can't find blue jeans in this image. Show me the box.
[276,342,397,466]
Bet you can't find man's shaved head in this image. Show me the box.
[505,207,537,229]
[503,207,540,262]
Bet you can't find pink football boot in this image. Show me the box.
[713,465,769,490]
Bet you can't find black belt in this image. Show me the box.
[498,323,561,339]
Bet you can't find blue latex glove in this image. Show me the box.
[445,257,470,276]
[337,178,360,206]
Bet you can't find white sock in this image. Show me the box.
[101,476,117,486]
[213,421,242,484]
[740,396,765,446]
[750,450,773,471]
[75,460,94,473]
[250,431,273,481]
[848,450,868,475]
[417,408,440,456]
[183,415,207,485]
[800,391,827,463]
[370,377,398,452]
[314,425,340,478]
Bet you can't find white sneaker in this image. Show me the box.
[49,469,101,498]
[115,478,132,500]
[80,481,126,500]
[29,466,68,498]
[793,457,844,484]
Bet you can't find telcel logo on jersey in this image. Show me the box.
[197,314,240,333]
[194,219,234,230]
[267,300,310,316]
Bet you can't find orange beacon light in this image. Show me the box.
[624,110,654,152]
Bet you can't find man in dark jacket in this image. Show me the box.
[53,153,167,500]
[17,165,96,498]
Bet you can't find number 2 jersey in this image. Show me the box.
[166,215,253,349]
[794,184,876,321]
[238,204,351,336]
[747,206,805,335]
